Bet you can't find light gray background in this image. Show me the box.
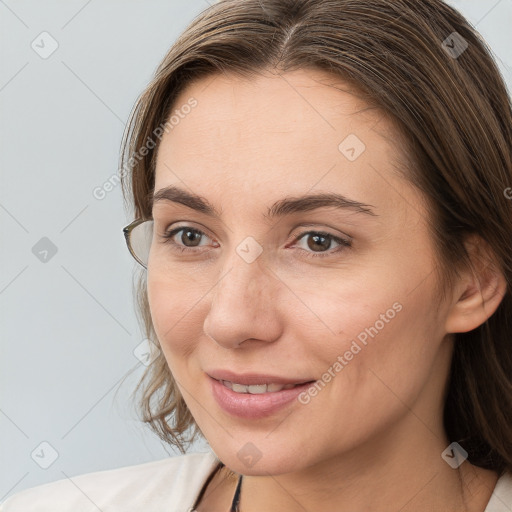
[1,0,511,500]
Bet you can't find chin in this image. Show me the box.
[209,436,316,476]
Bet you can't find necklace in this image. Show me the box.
[230,474,243,511]
[191,462,243,511]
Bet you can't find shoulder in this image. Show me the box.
[485,471,512,512]
[0,450,218,512]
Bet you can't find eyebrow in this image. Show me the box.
[152,185,377,219]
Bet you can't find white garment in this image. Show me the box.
[1,450,512,511]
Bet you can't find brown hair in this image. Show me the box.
[120,0,512,474]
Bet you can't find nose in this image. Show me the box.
[203,246,283,349]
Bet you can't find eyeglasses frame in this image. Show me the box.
[123,218,153,269]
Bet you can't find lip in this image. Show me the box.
[206,369,314,386]
[208,374,316,419]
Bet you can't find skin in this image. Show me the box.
[147,68,506,512]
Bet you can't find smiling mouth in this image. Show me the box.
[217,379,315,394]
[209,375,317,419]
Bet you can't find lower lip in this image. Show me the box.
[209,376,315,419]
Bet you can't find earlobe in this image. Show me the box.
[444,235,507,334]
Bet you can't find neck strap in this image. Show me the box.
[230,474,243,511]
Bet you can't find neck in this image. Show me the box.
[239,417,498,512]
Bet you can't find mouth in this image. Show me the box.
[215,379,313,394]
[206,369,315,387]
[207,373,317,419]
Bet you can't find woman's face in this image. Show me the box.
[148,68,456,475]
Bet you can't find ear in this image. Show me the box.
[444,234,507,334]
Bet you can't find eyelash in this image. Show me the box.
[160,226,352,259]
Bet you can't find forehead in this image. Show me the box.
[153,68,421,219]
[160,68,386,154]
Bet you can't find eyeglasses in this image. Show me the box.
[123,219,154,269]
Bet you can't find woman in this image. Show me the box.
[2,0,512,510]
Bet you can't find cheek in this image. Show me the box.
[146,271,206,364]
[296,234,441,357]
[285,272,445,455]
[284,264,404,356]
[293,260,444,395]
[305,273,443,411]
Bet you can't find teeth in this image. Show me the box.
[267,383,287,392]
[222,380,298,394]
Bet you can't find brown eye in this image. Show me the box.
[305,233,331,252]
[161,226,214,253]
[293,231,351,259]
[178,228,203,247]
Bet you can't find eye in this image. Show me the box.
[291,231,352,259]
[159,225,351,258]
[161,226,217,253]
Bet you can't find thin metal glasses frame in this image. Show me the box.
[123,218,153,269]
